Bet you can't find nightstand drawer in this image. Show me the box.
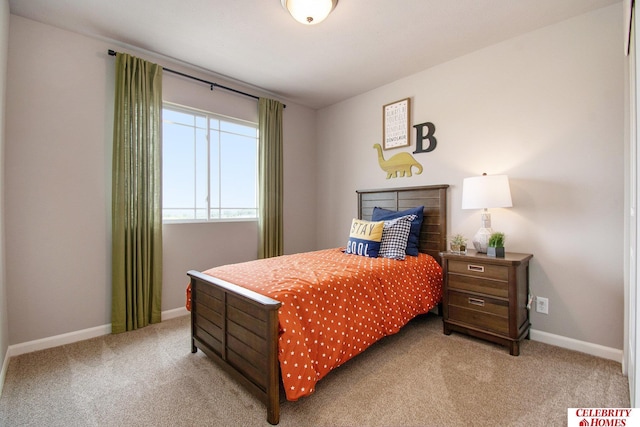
[448,291,508,317]
[447,273,508,298]
[448,304,509,335]
[448,260,509,281]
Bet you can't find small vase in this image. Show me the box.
[487,247,505,258]
[450,244,467,255]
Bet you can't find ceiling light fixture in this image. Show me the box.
[281,0,338,25]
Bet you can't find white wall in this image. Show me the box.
[317,4,624,350]
[0,0,10,391]
[5,15,317,344]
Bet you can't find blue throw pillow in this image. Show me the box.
[372,206,424,256]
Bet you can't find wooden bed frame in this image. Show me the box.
[187,184,449,425]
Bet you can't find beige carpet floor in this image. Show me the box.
[0,314,629,426]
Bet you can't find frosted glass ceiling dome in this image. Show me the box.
[281,0,338,25]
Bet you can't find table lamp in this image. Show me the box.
[461,173,513,253]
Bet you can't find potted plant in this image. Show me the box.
[449,233,467,255]
[487,232,505,257]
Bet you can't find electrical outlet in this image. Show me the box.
[536,296,549,314]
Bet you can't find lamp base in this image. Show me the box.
[472,227,493,253]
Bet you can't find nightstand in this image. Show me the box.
[441,251,533,356]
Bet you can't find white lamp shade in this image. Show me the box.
[461,174,513,210]
[281,0,337,25]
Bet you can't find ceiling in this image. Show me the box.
[9,0,620,109]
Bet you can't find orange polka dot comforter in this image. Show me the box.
[200,247,443,401]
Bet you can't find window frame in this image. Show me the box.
[162,102,259,224]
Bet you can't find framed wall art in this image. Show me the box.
[383,98,411,150]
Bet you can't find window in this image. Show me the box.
[162,103,258,222]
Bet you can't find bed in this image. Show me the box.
[187,184,449,424]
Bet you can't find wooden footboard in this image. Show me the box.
[188,270,282,425]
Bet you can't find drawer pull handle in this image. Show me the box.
[467,264,485,273]
[468,298,485,307]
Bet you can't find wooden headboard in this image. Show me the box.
[357,185,449,264]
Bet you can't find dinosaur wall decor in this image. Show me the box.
[373,143,423,179]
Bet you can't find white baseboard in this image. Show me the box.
[7,307,190,358]
[8,323,112,358]
[530,328,623,364]
[0,346,9,397]
[162,306,189,320]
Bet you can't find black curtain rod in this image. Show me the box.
[107,49,285,108]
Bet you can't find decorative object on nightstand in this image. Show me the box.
[449,234,467,255]
[441,250,533,356]
[461,173,512,253]
[487,232,505,258]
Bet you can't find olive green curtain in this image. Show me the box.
[258,98,284,259]
[111,53,163,333]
